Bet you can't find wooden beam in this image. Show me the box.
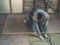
[9,0,12,13]
[2,32,36,35]
[2,32,60,34]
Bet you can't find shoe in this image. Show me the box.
[44,33,49,39]
[39,35,46,41]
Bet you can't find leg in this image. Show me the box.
[43,21,48,33]
[32,21,41,35]
[38,23,45,37]
[43,21,49,39]
[38,23,44,33]
[33,22,46,41]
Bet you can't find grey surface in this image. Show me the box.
[0,24,4,33]
[0,35,29,45]
[29,33,60,45]
[2,14,60,33]
[0,14,7,33]
[50,34,60,45]
[48,14,60,33]
[0,14,7,24]
[2,15,30,34]
[0,34,60,45]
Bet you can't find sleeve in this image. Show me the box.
[42,10,49,20]
[32,11,38,22]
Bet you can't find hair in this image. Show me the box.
[37,13,43,20]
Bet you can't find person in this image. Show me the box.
[24,9,49,41]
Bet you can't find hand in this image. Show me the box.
[38,16,45,23]
[41,22,45,25]
[39,19,45,25]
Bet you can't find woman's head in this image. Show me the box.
[37,13,45,23]
[37,13,43,20]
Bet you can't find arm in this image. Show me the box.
[32,16,38,22]
[32,11,38,22]
[39,17,46,24]
[32,14,40,22]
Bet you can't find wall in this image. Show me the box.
[11,0,23,13]
[48,0,58,11]
[0,0,10,13]
[0,0,23,13]
[24,0,34,13]
[0,0,59,13]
